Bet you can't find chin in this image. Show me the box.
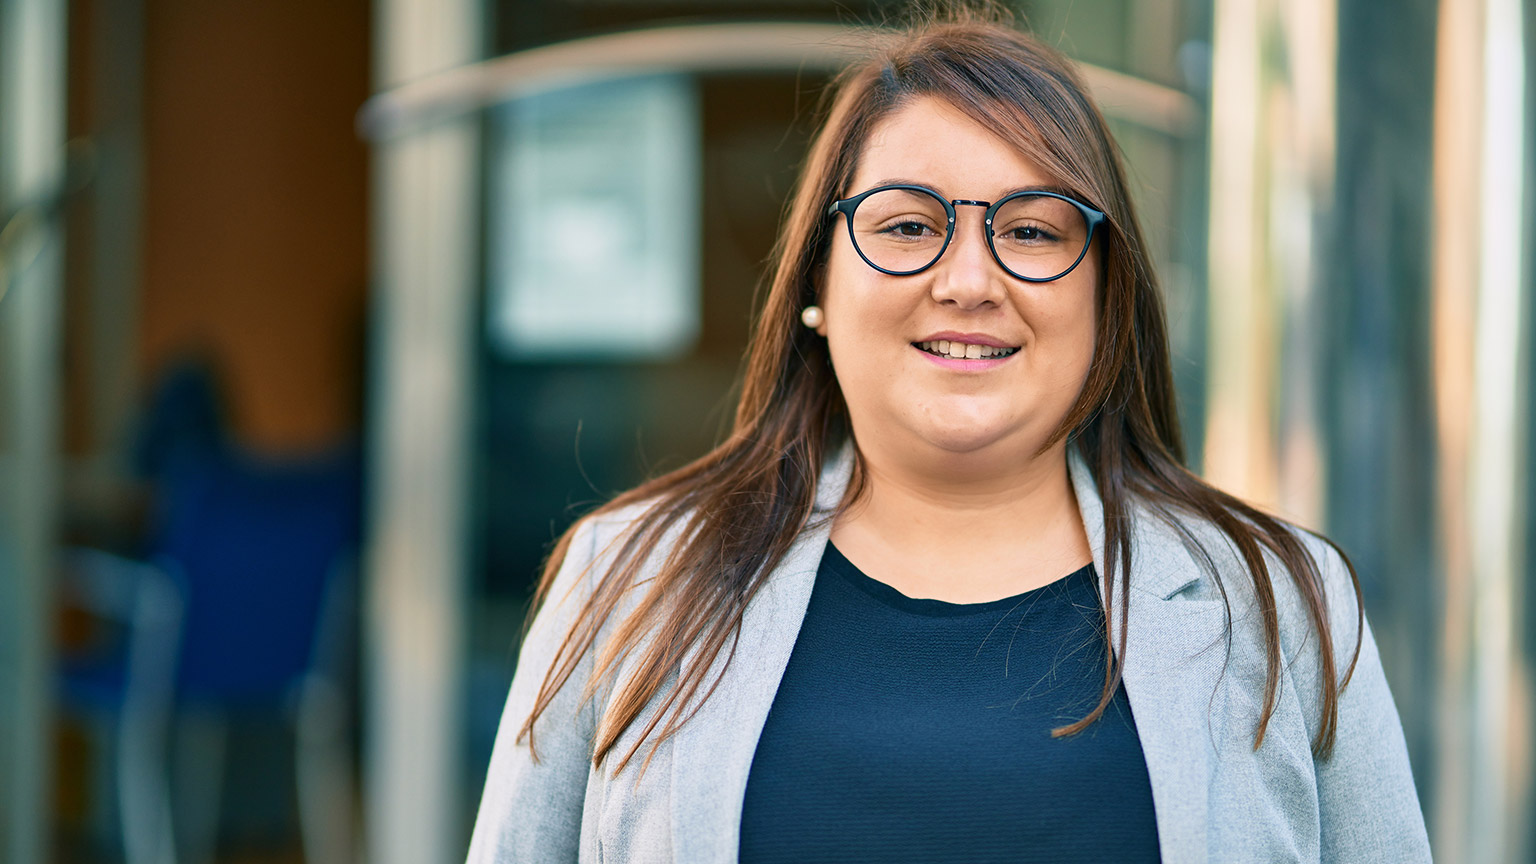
[917,424,1023,456]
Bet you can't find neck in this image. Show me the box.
[830,436,1093,603]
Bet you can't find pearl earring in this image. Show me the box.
[800,305,824,329]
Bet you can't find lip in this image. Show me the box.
[910,331,1021,370]
[915,345,1013,365]
[916,331,1018,349]
[915,348,1013,370]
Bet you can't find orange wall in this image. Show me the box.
[139,0,370,451]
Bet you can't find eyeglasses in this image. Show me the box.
[826,184,1106,283]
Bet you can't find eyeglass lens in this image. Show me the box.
[847,188,1091,281]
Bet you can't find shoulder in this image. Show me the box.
[1135,502,1369,715]
[1069,448,1360,656]
[576,498,666,552]
[535,496,714,652]
[1137,502,1356,621]
[559,440,855,594]
[1127,502,1364,691]
[555,499,675,583]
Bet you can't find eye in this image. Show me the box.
[992,195,1082,249]
[891,220,936,237]
[850,189,949,244]
[1007,222,1056,239]
[874,217,942,239]
[998,223,1061,245]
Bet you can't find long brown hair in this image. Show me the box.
[519,7,1363,774]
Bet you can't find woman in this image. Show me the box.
[468,11,1430,863]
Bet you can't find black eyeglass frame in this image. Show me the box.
[825,183,1108,283]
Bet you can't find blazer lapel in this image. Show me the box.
[1069,449,1224,864]
[669,446,853,864]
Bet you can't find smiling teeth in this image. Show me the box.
[917,340,1019,359]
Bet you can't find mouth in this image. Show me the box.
[913,339,1020,360]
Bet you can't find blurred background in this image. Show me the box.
[0,0,1528,861]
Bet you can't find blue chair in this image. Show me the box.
[58,549,183,864]
[59,446,362,864]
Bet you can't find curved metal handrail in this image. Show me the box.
[357,21,1199,141]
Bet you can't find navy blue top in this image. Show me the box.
[738,542,1161,863]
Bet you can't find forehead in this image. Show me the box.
[849,95,1057,199]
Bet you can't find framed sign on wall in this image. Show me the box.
[486,73,701,361]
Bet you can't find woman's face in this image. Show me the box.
[819,95,1099,466]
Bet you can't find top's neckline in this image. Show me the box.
[820,541,1096,618]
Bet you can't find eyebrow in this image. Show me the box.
[860,178,1081,201]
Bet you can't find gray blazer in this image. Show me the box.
[468,446,1431,863]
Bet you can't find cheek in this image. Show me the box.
[1065,296,1099,360]
[1015,285,1098,398]
[1065,313,1098,383]
[822,241,868,307]
[822,279,910,409]
[1027,283,1097,350]
[822,247,905,344]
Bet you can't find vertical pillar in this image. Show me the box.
[365,0,480,862]
[1431,0,1531,859]
[0,0,67,862]
[1203,0,1337,524]
[1328,0,1441,831]
[1204,0,1273,500]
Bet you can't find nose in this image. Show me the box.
[929,205,1005,309]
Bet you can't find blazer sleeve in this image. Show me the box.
[466,518,602,864]
[1305,541,1432,862]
